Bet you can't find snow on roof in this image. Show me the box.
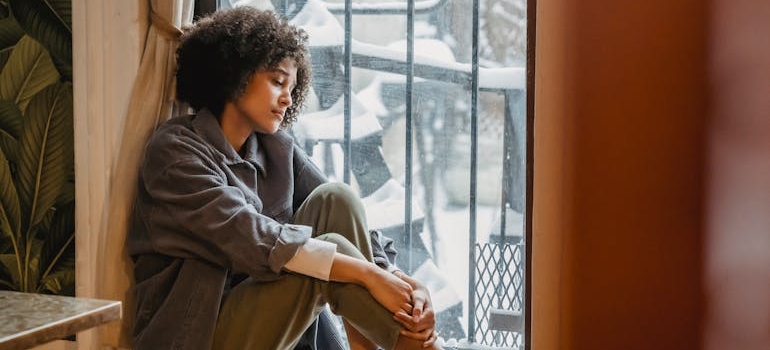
[290,0,525,90]
[289,0,345,47]
[294,94,382,142]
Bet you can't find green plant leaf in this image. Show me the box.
[0,252,19,290]
[46,1,71,31]
[0,144,20,282]
[0,274,15,290]
[0,129,16,163]
[0,15,21,69]
[39,261,73,294]
[41,221,75,296]
[50,55,69,83]
[55,177,72,205]
[0,3,9,20]
[0,99,21,135]
[0,16,23,49]
[0,152,20,280]
[0,225,9,257]
[0,99,21,162]
[17,82,71,234]
[39,200,71,274]
[0,46,13,72]
[0,145,20,236]
[8,0,71,74]
[0,35,59,112]
[0,227,13,254]
[24,237,42,291]
[33,205,53,239]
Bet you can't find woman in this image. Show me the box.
[128,7,442,350]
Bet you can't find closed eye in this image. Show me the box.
[271,67,296,90]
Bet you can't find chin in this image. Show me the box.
[265,125,281,134]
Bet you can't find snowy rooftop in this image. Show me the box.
[291,0,525,91]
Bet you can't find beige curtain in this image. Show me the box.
[95,0,194,348]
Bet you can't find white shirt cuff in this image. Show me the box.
[283,238,337,281]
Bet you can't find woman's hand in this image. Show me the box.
[329,253,413,314]
[363,267,414,314]
[392,271,438,348]
[328,252,434,344]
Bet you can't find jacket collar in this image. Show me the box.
[191,109,266,176]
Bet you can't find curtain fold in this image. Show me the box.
[95,0,194,347]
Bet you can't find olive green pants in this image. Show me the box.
[211,182,401,350]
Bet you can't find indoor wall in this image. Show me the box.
[534,0,770,350]
[533,0,706,349]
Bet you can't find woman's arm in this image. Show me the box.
[329,253,414,314]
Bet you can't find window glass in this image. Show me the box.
[221,0,528,348]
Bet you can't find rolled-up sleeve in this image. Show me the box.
[283,236,337,280]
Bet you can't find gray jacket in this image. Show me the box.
[128,109,395,350]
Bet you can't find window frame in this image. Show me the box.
[209,1,536,348]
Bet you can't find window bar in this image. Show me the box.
[501,92,513,245]
[467,0,481,343]
[499,91,513,312]
[492,90,517,347]
[343,0,352,184]
[403,0,415,274]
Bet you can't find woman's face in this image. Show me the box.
[231,58,297,134]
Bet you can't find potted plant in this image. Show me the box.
[0,0,74,296]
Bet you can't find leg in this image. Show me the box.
[293,182,374,261]
[344,319,377,350]
[212,273,324,350]
[295,184,442,350]
[316,233,401,350]
[213,183,366,350]
[211,233,395,350]
[214,183,441,350]
[319,235,442,350]
[295,183,398,349]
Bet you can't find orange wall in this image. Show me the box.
[533,1,707,349]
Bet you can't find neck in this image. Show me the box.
[219,102,251,152]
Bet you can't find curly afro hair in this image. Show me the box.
[175,7,311,128]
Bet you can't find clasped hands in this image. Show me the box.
[365,267,438,348]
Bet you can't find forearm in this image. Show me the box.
[283,242,393,286]
[329,252,414,314]
[328,252,381,286]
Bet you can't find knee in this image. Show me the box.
[311,182,362,210]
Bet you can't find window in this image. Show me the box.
[220,0,531,348]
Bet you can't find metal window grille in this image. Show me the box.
[216,1,532,348]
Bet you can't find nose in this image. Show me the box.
[280,89,292,107]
